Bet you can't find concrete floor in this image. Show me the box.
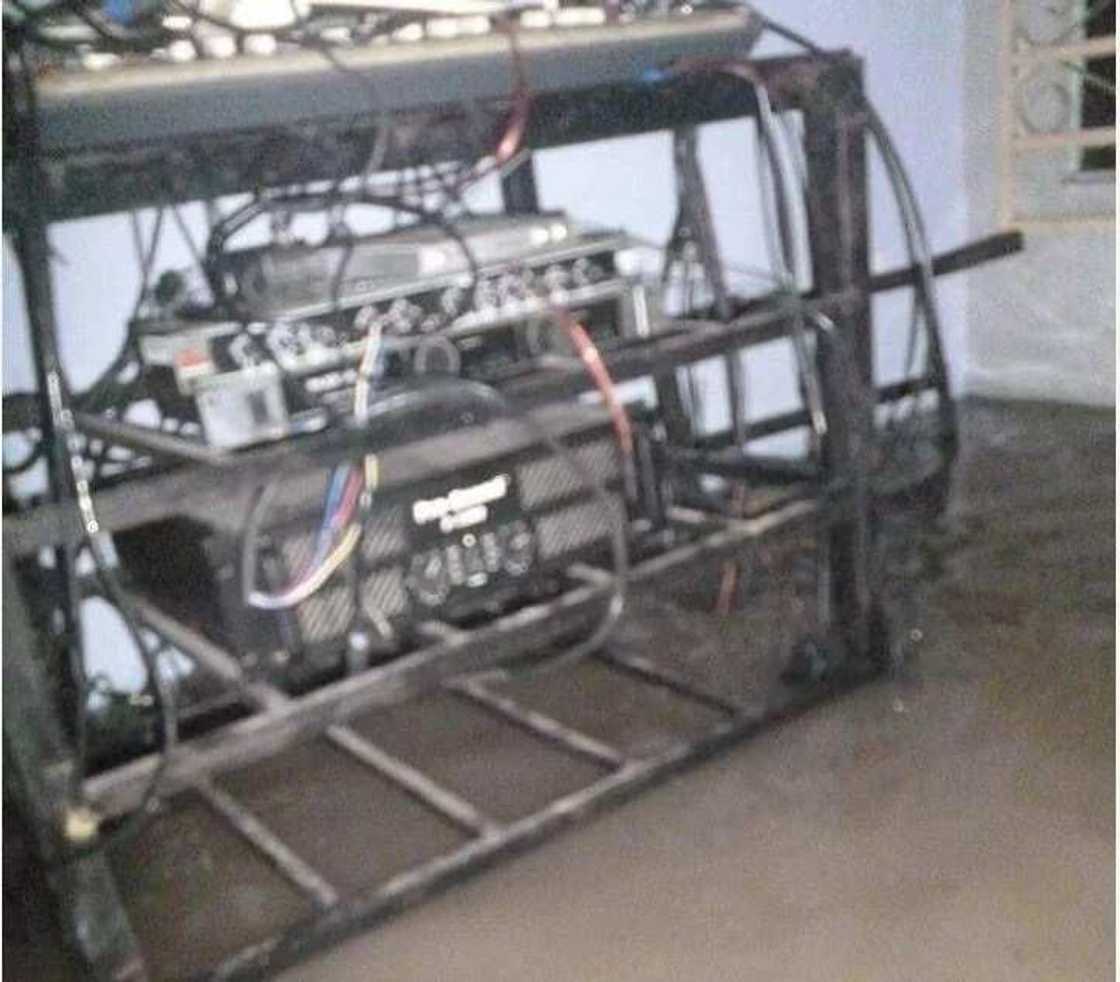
[5,399,1114,980]
[276,399,1113,982]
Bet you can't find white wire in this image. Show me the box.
[354,318,383,424]
[247,320,384,611]
[248,524,363,610]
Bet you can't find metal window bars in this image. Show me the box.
[998,0,1116,230]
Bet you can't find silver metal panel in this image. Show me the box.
[33,12,763,151]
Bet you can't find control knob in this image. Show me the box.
[473,278,499,311]
[266,323,303,365]
[311,323,337,347]
[440,285,467,317]
[353,304,380,333]
[228,334,266,369]
[498,273,527,306]
[500,520,535,576]
[461,533,488,587]
[408,551,451,607]
[413,336,461,376]
[387,298,419,335]
[542,264,568,293]
[571,257,603,286]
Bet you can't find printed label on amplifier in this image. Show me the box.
[404,467,530,608]
[411,473,513,536]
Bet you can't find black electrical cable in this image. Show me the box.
[203,189,483,320]
[756,11,948,423]
[666,58,828,456]
[699,10,946,494]
[66,557,180,859]
[167,200,204,270]
[754,11,959,627]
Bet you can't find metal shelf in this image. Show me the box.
[2,294,853,557]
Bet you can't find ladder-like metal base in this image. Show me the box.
[87,542,882,982]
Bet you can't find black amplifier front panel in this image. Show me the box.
[214,424,623,683]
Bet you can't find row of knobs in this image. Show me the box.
[77,8,615,72]
[229,320,460,376]
[407,522,535,608]
[356,258,607,338]
[225,256,608,369]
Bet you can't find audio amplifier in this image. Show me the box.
[134,214,650,448]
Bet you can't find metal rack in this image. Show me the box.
[3,10,1019,980]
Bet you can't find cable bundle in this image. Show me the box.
[243,319,383,611]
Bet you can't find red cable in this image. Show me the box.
[550,307,633,462]
[452,17,532,197]
[493,18,531,167]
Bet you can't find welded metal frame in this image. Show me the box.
[189,641,882,982]
[2,17,1019,980]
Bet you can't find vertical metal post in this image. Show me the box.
[801,57,876,659]
[671,128,731,318]
[3,555,149,982]
[669,127,747,449]
[4,49,87,717]
[652,135,704,469]
[500,155,541,214]
[3,48,146,982]
[802,58,873,385]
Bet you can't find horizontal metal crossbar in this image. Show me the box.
[325,727,502,838]
[3,292,857,559]
[194,780,341,911]
[449,680,629,770]
[196,660,880,982]
[594,649,746,717]
[125,595,503,837]
[84,587,612,816]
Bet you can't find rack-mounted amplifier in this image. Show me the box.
[134,212,650,448]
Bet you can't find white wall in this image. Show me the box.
[962,1,1116,406]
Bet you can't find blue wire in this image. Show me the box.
[308,465,349,568]
[293,332,383,584]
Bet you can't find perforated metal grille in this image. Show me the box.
[535,497,622,561]
[360,506,408,565]
[294,585,356,644]
[360,568,408,620]
[278,528,317,578]
[517,438,619,509]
